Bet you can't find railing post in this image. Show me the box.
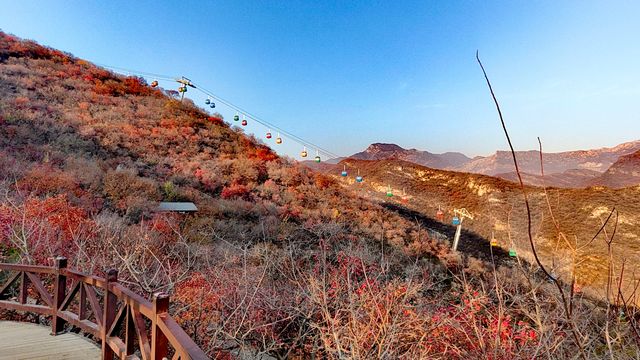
[151,292,169,360]
[19,271,27,304]
[102,269,118,360]
[51,256,67,335]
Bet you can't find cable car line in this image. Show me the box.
[92,63,176,82]
[94,62,363,178]
[97,64,506,258]
[192,82,341,160]
[95,62,342,160]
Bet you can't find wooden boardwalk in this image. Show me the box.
[0,321,100,359]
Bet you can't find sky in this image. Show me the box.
[1,1,639,159]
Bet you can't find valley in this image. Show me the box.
[323,158,640,299]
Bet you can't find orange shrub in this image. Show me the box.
[221,183,252,200]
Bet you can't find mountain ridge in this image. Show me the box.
[459,141,640,175]
[590,149,640,188]
[345,140,640,188]
[350,142,472,169]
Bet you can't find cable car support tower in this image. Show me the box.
[176,76,196,102]
[452,208,473,251]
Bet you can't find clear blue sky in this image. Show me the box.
[1,1,639,158]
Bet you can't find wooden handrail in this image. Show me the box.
[0,257,209,360]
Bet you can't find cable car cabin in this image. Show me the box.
[341,166,348,177]
[179,86,187,93]
[401,196,408,204]
[490,238,498,247]
[210,103,215,108]
[452,216,461,226]
[301,149,308,158]
[509,248,517,257]
[436,210,445,221]
[356,176,363,183]
[151,80,159,88]
[234,114,240,121]
[276,137,283,144]
[386,190,393,197]
[241,119,248,126]
[314,155,321,163]
[266,132,272,139]
[205,99,211,104]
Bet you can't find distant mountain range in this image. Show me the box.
[349,143,472,169]
[458,140,640,176]
[335,140,640,188]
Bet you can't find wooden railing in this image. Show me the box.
[0,257,209,360]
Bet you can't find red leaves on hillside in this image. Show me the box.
[174,272,220,324]
[13,97,29,108]
[148,213,180,238]
[17,165,81,197]
[93,76,156,97]
[221,182,251,200]
[314,173,334,189]
[207,116,224,125]
[248,146,278,162]
[0,195,93,263]
[427,291,539,356]
[0,33,72,63]
[123,76,150,95]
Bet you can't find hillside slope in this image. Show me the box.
[495,168,602,188]
[590,149,640,188]
[331,158,640,293]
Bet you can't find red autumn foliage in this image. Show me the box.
[14,96,29,107]
[0,33,73,63]
[207,116,224,125]
[221,182,251,200]
[17,165,82,197]
[314,173,334,189]
[93,76,156,97]
[0,195,93,263]
[249,146,279,162]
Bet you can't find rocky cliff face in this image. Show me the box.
[458,140,640,176]
[590,150,640,188]
[494,168,602,188]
